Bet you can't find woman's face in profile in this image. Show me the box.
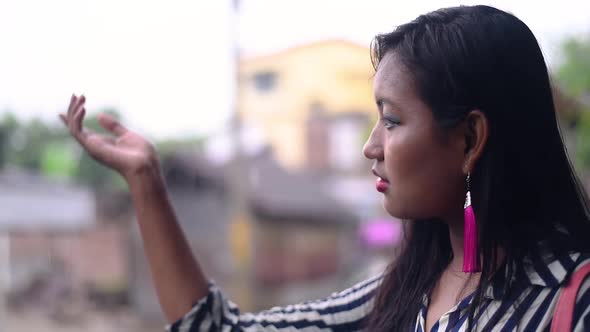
[363,51,466,222]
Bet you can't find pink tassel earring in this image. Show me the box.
[463,173,481,273]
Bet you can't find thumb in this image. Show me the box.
[98,113,128,136]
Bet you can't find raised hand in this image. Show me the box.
[60,94,160,180]
[61,94,210,323]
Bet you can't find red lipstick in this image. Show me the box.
[376,178,390,192]
[372,169,389,193]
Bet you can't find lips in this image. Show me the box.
[376,178,390,192]
[372,168,390,193]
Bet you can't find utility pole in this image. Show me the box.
[228,0,254,310]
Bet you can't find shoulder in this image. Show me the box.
[330,274,383,299]
[560,253,590,331]
[573,253,590,269]
[571,254,590,331]
[304,273,383,308]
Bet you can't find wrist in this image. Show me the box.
[124,160,165,189]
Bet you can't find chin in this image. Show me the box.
[382,197,408,219]
[382,197,428,220]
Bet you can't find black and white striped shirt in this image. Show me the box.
[167,251,590,331]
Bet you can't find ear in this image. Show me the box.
[462,110,489,174]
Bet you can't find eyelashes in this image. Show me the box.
[381,116,400,129]
[376,99,401,129]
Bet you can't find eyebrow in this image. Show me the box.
[375,97,404,113]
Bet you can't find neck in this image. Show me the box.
[447,218,466,272]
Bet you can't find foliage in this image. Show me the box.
[156,136,205,159]
[0,109,203,191]
[555,36,590,171]
[576,112,590,169]
[557,37,590,98]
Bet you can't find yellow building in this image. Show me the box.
[238,40,376,170]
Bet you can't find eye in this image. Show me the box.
[382,116,400,129]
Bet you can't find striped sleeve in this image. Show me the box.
[573,259,590,332]
[166,275,381,332]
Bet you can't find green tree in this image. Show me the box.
[556,36,590,170]
[0,109,125,190]
[0,108,206,190]
[0,112,19,168]
[577,113,590,170]
[557,37,590,98]
[156,136,204,159]
[0,115,55,170]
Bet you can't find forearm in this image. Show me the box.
[127,168,208,323]
[167,274,382,332]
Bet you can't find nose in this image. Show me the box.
[363,126,383,161]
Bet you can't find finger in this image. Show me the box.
[73,106,86,134]
[69,94,85,121]
[98,113,128,136]
[74,95,86,119]
[60,111,81,143]
[68,95,86,122]
[59,113,67,126]
[87,134,117,152]
[68,96,85,131]
[67,94,77,118]
[71,125,93,150]
[85,134,120,166]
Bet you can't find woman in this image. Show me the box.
[61,5,590,331]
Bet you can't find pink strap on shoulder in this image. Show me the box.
[551,262,590,332]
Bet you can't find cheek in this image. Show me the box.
[382,131,464,219]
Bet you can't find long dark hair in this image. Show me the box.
[366,5,590,331]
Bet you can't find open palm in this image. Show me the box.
[60,94,159,178]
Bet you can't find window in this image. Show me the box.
[329,115,369,171]
[253,71,277,92]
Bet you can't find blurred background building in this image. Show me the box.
[238,40,374,170]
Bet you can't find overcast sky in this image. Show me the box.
[1,0,589,139]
